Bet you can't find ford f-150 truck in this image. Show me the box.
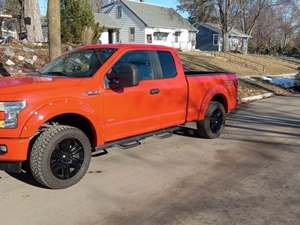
[0,44,237,189]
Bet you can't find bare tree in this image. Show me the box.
[238,0,293,36]
[23,0,44,42]
[277,1,300,49]
[48,0,61,60]
[91,0,104,13]
[216,0,241,51]
[178,0,218,24]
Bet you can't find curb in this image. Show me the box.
[240,72,299,79]
[241,92,275,103]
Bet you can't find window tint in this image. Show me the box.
[157,51,177,78]
[113,51,155,81]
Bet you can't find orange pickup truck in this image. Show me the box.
[0,44,237,189]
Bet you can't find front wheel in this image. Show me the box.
[197,101,226,139]
[30,125,92,189]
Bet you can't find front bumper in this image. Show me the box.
[0,138,30,162]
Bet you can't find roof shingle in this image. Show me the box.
[121,0,197,31]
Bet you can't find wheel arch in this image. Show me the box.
[198,88,230,121]
[43,113,98,148]
[210,93,228,112]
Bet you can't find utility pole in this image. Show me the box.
[48,0,61,60]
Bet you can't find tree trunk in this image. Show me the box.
[24,0,43,42]
[0,18,3,37]
[48,0,61,60]
[223,31,230,52]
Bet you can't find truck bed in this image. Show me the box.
[185,71,238,122]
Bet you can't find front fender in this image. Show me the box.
[20,98,101,141]
[198,85,230,120]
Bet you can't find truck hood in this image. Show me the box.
[0,75,82,99]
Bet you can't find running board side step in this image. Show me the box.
[155,132,173,139]
[93,126,181,156]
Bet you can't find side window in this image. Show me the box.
[117,6,122,18]
[157,51,177,78]
[112,51,155,81]
[129,28,135,42]
[213,34,219,46]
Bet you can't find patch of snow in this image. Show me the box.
[5,59,15,66]
[17,55,25,61]
[270,77,296,89]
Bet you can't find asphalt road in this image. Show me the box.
[1,95,300,225]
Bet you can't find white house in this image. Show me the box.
[94,0,197,51]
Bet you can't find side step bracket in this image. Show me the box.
[119,141,141,149]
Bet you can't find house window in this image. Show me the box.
[213,34,219,46]
[174,31,181,43]
[116,6,122,18]
[129,27,135,42]
[116,30,120,43]
[153,32,169,41]
[147,34,152,43]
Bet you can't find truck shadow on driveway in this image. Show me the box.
[7,171,45,188]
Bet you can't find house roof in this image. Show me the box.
[120,0,197,31]
[94,12,121,29]
[200,23,251,38]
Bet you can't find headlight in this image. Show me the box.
[0,101,26,128]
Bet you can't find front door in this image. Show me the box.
[108,29,114,44]
[102,50,164,142]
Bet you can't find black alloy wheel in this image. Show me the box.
[50,138,85,180]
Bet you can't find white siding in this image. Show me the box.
[145,28,196,51]
[103,2,146,44]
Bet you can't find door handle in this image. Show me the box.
[150,88,160,95]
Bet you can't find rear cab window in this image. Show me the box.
[157,51,177,79]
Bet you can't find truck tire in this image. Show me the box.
[197,101,226,139]
[30,125,91,189]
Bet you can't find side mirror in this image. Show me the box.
[108,64,139,89]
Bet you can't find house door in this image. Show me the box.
[108,29,114,44]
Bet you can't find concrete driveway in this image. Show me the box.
[1,95,300,225]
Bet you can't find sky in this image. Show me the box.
[38,0,186,17]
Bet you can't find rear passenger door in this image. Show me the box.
[153,51,188,127]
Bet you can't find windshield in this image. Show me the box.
[40,48,117,78]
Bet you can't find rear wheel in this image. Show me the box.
[30,125,91,189]
[197,101,226,139]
